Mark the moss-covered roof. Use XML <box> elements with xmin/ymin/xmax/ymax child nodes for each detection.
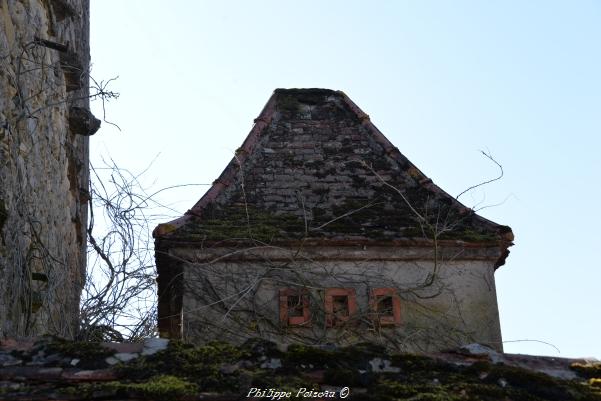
<box><xmin>154</xmin><ymin>89</ymin><xmax>513</xmax><ymax>256</ymax></box>
<box><xmin>1</xmin><ymin>337</ymin><xmax>599</xmax><ymax>400</ymax></box>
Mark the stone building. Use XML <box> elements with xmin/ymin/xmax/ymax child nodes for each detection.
<box><xmin>0</xmin><ymin>0</ymin><xmax>97</xmax><ymax>337</ymax></box>
<box><xmin>154</xmin><ymin>89</ymin><xmax>513</xmax><ymax>352</ymax></box>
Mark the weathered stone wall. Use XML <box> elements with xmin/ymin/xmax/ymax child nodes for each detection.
<box><xmin>0</xmin><ymin>0</ymin><xmax>92</xmax><ymax>337</ymax></box>
<box><xmin>171</xmin><ymin>245</ymin><xmax>503</xmax><ymax>353</ymax></box>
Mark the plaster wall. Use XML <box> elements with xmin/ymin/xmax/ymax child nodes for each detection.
<box><xmin>0</xmin><ymin>0</ymin><xmax>91</xmax><ymax>337</ymax></box>
<box><xmin>171</xmin><ymin>246</ymin><xmax>503</xmax><ymax>352</ymax></box>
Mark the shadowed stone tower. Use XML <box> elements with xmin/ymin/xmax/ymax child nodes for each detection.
<box><xmin>0</xmin><ymin>0</ymin><xmax>97</xmax><ymax>337</ymax></box>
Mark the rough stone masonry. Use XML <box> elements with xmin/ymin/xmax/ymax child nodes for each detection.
<box><xmin>0</xmin><ymin>0</ymin><xmax>96</xmax><ymax>337</ymax></box>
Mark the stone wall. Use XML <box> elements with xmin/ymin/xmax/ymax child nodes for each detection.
<box><xmin>167</xmin><ymin>245</ymin><xmax>503</xmax><ymax>353</ymax></box>
<box><xmin>0</xmin><ymin>0</ymin><xmax>93</xmax><ymax>337</ymax></box>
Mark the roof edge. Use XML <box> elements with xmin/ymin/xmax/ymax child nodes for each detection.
<box><xmin>338</xmin><ymin>91</ymin><xmax>509</xmax><ymax>234</ymax></box>
<box><xmin>153</xmin><ymin>91</ymin><xmax>280</xmax><ymax>239</ymax></box>
<box><xmin>189</xmin><ymin>91</ymin><xmax>280</xmax><ymax>216</ymax></box>
<box><xmin>155</xmin><ymin>237</ymin><xmax>513</xmax><ymax>270</ymax></box>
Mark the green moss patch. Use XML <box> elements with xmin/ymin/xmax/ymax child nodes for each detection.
<box><xmin>116</xmin><ymin>340</ymin><xmax>245</xmax><ymax>392</ymax></box>
<box><xmin>58</xmin><ymin>375</ymin><xmax>196</xmax><ymax>401</ymax></box>
<box><xmin>105</xmin><ymin>375</ymin><xmax>197</xmax><ymax>401</ymax></box>
<box><xmin>4</xmin><ymin>336</ymin><xmax>117</xmax><ymax>369</ymax></box>
<box><xmin>175</xmin><ymin>205</ymin><xmax>304</xmax><ymax>242</ymax></box>
<box><xmin>43</xmin><ymin>337</ymin><xmax>114</xmax><ymax>359</ymax></box>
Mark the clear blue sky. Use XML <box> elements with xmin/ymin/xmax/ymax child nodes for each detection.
<box><xmin>90</xmin><ymin>1</ymin><xmax>601</xmax><ymax>358</ymax></box>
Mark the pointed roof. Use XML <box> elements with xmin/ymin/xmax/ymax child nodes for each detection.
<box><xmin>154</xmin><ymin>89</ymin><xmax>513</xmax><ymax>265</ymax></box>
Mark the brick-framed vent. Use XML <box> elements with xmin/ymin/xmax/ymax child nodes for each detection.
<box><xmin>370</xmin><ymin>288</ymin><xmax>401</xmax><ymax>326</ymax></box>
<box><xmin>325</xmin><ymin>288</ymin><xmax>357</xmax><ymax>327</ymax></box>
<box><xmin>279</xmin><ymin>288</ymin><xmax>311</xmax><ymax>326</ymax></box>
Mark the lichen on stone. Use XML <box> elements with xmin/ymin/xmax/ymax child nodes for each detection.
<box><xmin>571</xmin><ymin>362</ymin><xmax>601</xmax><ymax>379</ymax></box>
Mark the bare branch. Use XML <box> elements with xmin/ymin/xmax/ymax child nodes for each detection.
<box><xmin>455</xmin><ymin>150</ymin><xmax>503</xmax><ymax>201</ymax></box>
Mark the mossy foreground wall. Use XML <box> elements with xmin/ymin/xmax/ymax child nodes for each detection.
<box><xmin>0</xmin><ymin>337</ymin><xmax>600</xmax><ymax>400</ymax></box>
<box><xmin>0</xmin><ymin>0</ymin><xmax>91</xmax><ymax>337</ymax></box>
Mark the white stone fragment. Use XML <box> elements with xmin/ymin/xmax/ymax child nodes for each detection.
<box><xmin>369</xmin><ymin>357</ymin><xmax>401</xmax><ymax>373</ymax></box>
<box><xmin>105</xmin><ymin>357</ymin><xmax>119</xmax><ymax>365</ymax></box>
<box><xmin>142</xmin><ymin>338</ymin><xmax>169</xmax><ymax>355</ymax></box>
<box><xmin>460</xmin><ymin>343</ymin><xmax>503</xmax><ymax>363</ymax></box>
<box><xmin>460</xmin><ymin>343</ymin><xmax>497</xmax><ymax>355</ymax></box>
<box><xmin>260</xmin><ymin>358</ymin><xmax>282</xmax><ymax>369</ymax></box>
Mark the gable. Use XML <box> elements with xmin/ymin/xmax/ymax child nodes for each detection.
<box><xmin>154</xmin><ymin>89</ymin><xmax>513</xmax><ymax>260</ymax></box>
